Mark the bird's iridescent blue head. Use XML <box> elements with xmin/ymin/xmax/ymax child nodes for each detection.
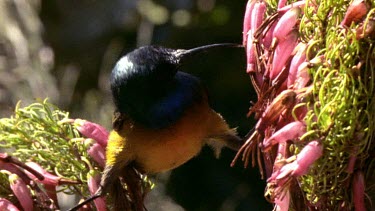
<box><xmin>111</xmin><ymin>46</ymin><xmax>178</xmax><ymax>89</ymax></box>
<box><xmin>110</xmin><ymin>43</ymin><xmax>241</xmax><ymax>128</ymax></box>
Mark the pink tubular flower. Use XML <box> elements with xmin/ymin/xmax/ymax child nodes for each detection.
<box><xmin>251</xmin><ymin>1</ymin><xmax>266</xmax><ymax>35</ymax></box>
<box><xmin>276</xmin><ymin>140</ymin><xmax>323</xmax><ymax>181</ymax></box>
<box><xmin>277</xmin><ymin>1</ymin><xmax>306</xmax><ymax>13</ymax></box>
<box><xmin>24</xmin><ymin>161</ymin><xmax>77</xmax><ymax>204</ymax></box>
<box><xmin>352</xmin><ymin>171</ymin><xmax>366</xmax><ymax>211</ymax></box>
<box><xmin>273</xmin><ymin>7</ymin><xmax>301</xmax><ymax>42</ymax></box>
<box><xmin>243</xmin><ymin>0</ymin><xmax>256</xmax><ymax>46</ymax></box>
<box><xmin>0</xmin><ymin>161</ymin><xmax>28</xmax><ymax>180</ymax></box>
<box><xmin>85</xmin><ymin>139</ymin><xmax>106</xmax><ymax>168</ymax></box>
<box><xmin>270</xmin><ymin>30</ymin><xmax>298</xmax><ymax>80</ymax></box>
<box><xmin>263</xmin><ymin>121</ymin><xmax>306</xmax><ymax>151</ymax></box>
<box><xmin>263</xmin><ymin>21</ymin><xmax>276</xmax><ymax>50</ymax></box>
<box><xmin>25</xmin><ymin>162</ymin><xmax>78</xmax><ymax>186</ymax></box>
<box><xmin>268</xmin><ymin>142</ymin><xmax>289</xmax><ymax>181</ymax></box>
<box><xmin>293</xmin><ymin>62</ymin><xmax>310</xmax><ymax>89</ymax></box>
<box><xmin>246</xmin><ymin>30</ymin><xmax>256</xmax><ymax>73</ymax></box>
<box><xmin>274</xmin><ymin>190</ymin><xmax>290</xmax><ymax>211</ymax></box>
<box><xmin>25</xmin><ymin>162</ymin><xmax>59</xmax><ymax>186</ymax></box>
<box><xmin>346</xmin><ymin>146</ymin><xmax>360</xmax><ymax>173</ymax></box>
<box><xmin>87</xmin><ymin>170</ymin><xmax>106</xmax><ymax>211</ymax></box>
<box><xmin>9</xmin><ymin>174</ymin><xmax>33</xmax><ymax>211</ymax></box>
<box><xmin>75</xmin><ymin>119</ymin><xmax>109</xmax><ymax>148</ymax></box>
<box><xmin>0</xmin><ymin>161</ymin><xmax>38</xmax><ymax>198</ymax></box>
<box><xmin>0</xmin><ymin>153</ymin><xmax>43</xmax><ymax>182</ymax></box>
<box><xmin>341</xmin><ymin>0</ymin><xmax>369</xmax><ymax>27</ymax></box>
<box><xmin>0</xmin><ymin>198</ymin><xmax>20</xmax><ymax>211</ymax></box>
<box><xmin>287</xmin><ymin>43</ymin><xmax>307</xmax><ymax>88</ymax></box>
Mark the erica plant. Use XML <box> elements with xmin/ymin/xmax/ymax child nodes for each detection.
<box><xmin>233</xmin><ymin>0</ymin><xmax>375</xmax><ymax>210</ymax></box>
<box><xmin>0</xmin><ymin>1</ymin><xmax>374</xmax><ymax>210</ymax></box>
<box><xmin>0</xmin><ymin>100</ymin><xmax>152</xmax><ymax>210</ymax></box>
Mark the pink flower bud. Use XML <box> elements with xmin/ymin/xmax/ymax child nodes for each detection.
<box><xmin>263</xmin><ymin>121</ymin><xmax>306</xmax><ymax>151</ymax></box>
<box><xmin>276</xmin><ymin>140</ymin><xmax>323</xmax><ymax>180</ymax></box>
<box><xmin>274</xmin><ymin>190</ymin><xmax>290</xmax><ymax>211</ymax></box>
<box><xmin>25</xmin><ymin>162</ymin><xmax>59</xmax><ymax>186</ymax></box>
<box><xmin>87</xmin><ymin>170</ymin><xmax>106</xmax><ymax>211</ymax></box>
<box><xmin>75</xmin><ymin>119</ymin><xmax>109</xmax><ymax>148</ymax></box>
<box><xmin>251</xmin><ymin>2</ymin><xmax>266</xmax><ymax>35</ymax></box>
<box><xmin>270</xmin><ymin>30</ymin><xmax>298</xmax><ymax>80</ymax></box>
<box><xmin>293</xmin><ymin>63</ymin><xmax>310</xmax><ymax>89</ymax></box>
<box><xmin>0</xmin><ymin>198</ymin><xmax>20</xmax><ymax>211</ymax></box>
<box><xmin>273</xmin><ymin>7</ymin><xmax>301</xmax><ymax>42</ymax></box>
<box><xmin>346</xmin><ymin>147</ymin><xmax>359</xmax><ymax>173</ymax></box>
<box><xmin>263</xmin><ymin>21</ymin><xmax>276</xmax><ymax>50</ymax></box>
<box><xmin>25</xmin><ymin>162</ymin><xmax>79</xmax><ymax>186</ymax></box>
<box><xmin>246</xmin><ymin>30</ymin><xmax>256</xmax><ymax>74</ymax></box>
<box><xmin>85</xmin><ymin>139</ymin><xmax>106</xmax><ymax>168</ymax></box>
<box><xmin>0</xmin><ymin>153</ymin><xmax>43</xmax><ymax>182</ymax></box>
<box><xmin>287</xmin><ymin>43</ymin><xmax>307</xmax><ymax>88</ymax></box>
<box><xmin>352</xmin><ymin>171</ymin><xmax>366</xmax><ymax>211</ymax></box>
<box><xmin>277</xmin><ymin>1</ymin><xmax>306</xmax><ymax>13</ymax></box>
<box><xmin>0</xmin><ymin>162</ymin><xmax>35</xmax><ymax>187</ymax></box>
<box><xmin>291</xmin><ymin>140</ymin><xmax>323</xmax><ymax>177</ymax></box>
<box><xmin>9</xmin><ymin>174</ymin><xmax>34</xmax><ymax>211</ymax></box>
<box><xmin>243</xmin><ymin>0</ymin><xmax>256</xmax><ymax>46</ymax></box>
<box><xmin>341</xmin><ymin>0</ymin><xmax>369</xmax><ymax>27</ymax></box>
<box><xmin>267</xmin><ymin>142</ymin><xmax>289</xmax><ymax>182</ymax></box>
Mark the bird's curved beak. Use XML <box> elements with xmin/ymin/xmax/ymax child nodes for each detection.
<box><xmin>175</xmin><ymin>43</ymin><xmax>243</xmax><ymax>63</ymax></box>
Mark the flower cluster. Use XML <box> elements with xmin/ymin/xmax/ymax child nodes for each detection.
<box><xmin>234</xmin><ymin>0</ymin><xmax>375</xmax><ymax>210</ymax></box>
<box><xmin>0</xmin><ymin>100</ymin><xmax>108</xmax><ymax>210</ymax></box>
<box><xmin>0</xmin><ymin>100</ymin><xmax>111</xmax><ymax>210</ymax></box>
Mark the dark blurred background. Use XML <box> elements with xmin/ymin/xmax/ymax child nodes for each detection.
<box><xmin>0</xmin><ymin>0</ymin><xmax>271</xmax><ymax>210</ymax></box>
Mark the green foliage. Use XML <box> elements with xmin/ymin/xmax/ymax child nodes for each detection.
<box><xmin>296</xmin><ymin>0</ymin><xmax>375</xmax><ymax>209</ymax></box>
<box><xmin>0</xmin><ymin>99</ymin><xmax>155</xmax><ymax>210</ymax></box>
<box><xmin>0</xmin><ymin>99</ymin><xmax>91</xmax><ymax>195</ymax></box>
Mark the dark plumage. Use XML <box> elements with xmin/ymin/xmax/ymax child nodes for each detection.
<box><xmin>111</xmin><ymin>46</ymin><xmax>205</xmax><ymax>128</ymax></box>
<box><xmin>69</xmin><ymin>43</ymin><xmax>243</xmax><ymax>211</ymax></box>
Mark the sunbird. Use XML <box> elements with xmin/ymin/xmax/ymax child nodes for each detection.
<box><xmin>70</xmin><ymin>43</ymin><xmax>243</xmax><ymax>211</ymax></box>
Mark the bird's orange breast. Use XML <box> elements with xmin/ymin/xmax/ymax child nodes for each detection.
<box><xmin>106</xmin><ymin>99</ymin><xmax>221</xmax><ymax>174</ymax></box>
<box><xmin>130</xmin><ymin>100</ymin><xmax>212</xmax><ymax>173</ymax></box>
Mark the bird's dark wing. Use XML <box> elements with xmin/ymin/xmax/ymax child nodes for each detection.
<box><xmin>133</xmin><ymin>71</ymin><xmax>206</xmax><ymax>129</ymax></box>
